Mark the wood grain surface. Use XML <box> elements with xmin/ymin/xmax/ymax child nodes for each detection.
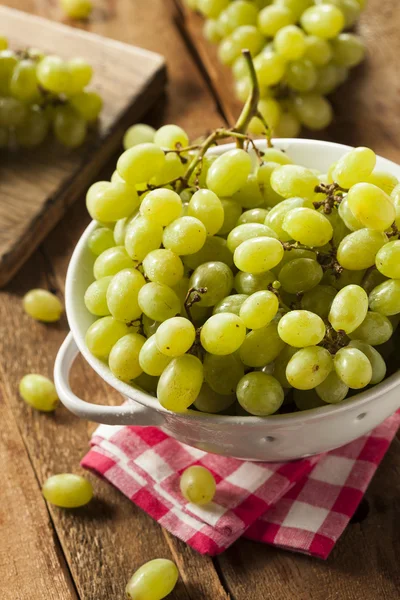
<box><xmin>0</xmin><ymin>0</ymin><xmax>400</xmax><ymax>599</ymax></box>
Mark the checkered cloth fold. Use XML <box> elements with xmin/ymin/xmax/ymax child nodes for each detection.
<box><xmin>81</xmin><ymin>410</ymin><xmax>400</xmax><ymax>559</ymax></box>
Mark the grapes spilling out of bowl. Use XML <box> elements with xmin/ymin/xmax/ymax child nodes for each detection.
<box><xmin>185</xmin><ymin>0</ymin><xmax>366</xmax><ymax>137</ymax></box>
<box><xmin>0</xmin><ymin>35</ymin><xmax>102</xmax><ymax>149</ymax></box>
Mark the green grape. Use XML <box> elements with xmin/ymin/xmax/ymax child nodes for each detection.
<box><xmin>234</xmin><ymin>270</ymin><xmax>275</xmax><ymax>294</ymax></box>
<box><xmin>86</xmin><ymin>180</ymin><xmax>139</xmax><ymax>222</ymax></box>
<box><xmin>203</xmin><ymin>352</ymin><xmax>244</xmax><ymax>395</ymax></box>
<box><xmin>270</xmin><ymin>165</ymin><xmax>319</xmax><ymax>200</ymax></box>
<box><xmin>198</xmin><ymin>0</ymin><xmax>229</xmax><ymax>17</ymax></box>
<box><xmin>42</xmin><ymin>474</ymin><xmax>93</xmax><ymax>508</ymax></box>
<box><xmin>236</xmin><ymin>372</ymin><xmax>284</xmax><ymax>416</ymax></box>
<box><xmin>349</xmin><ymin>311</ymin><xmax>393</xmax><ymax>346</ymax></box>
<box><xmin>366</xmin><ymin>170</ymin><xmax>398</xmax><ymax>196</ymax></box>
<box><xmin>278</xmin><ymin>310</ymin><xmax>326</xmax><ymax>347</ymax></box>
<box><xmin>66</xmin><ymin>57</ymin><xmax>93</xmax><ymax>94</ymax></box>
<box><xmin>218</xmin><ymin>36</ymin><xmax>241</xmax><ymax>66</ymax></box>
<box><xmin>138</xmin><ymin>282</ymin><xmax>180</xmax><ymax>322</ymax></box>
<box><xmin>163</xmin><ymin>216</ymin><xmax>206</xmax><ymax>255</ymax></box>
<box><xmin>337</xmin><ymin>229</ymin><xmax>388</xmax><ymax>270</ymax></box>
<box><xmin>157</xmin><ymin>354</ymin><xmax>203</xmax><ymax>412</ymax></box>
<box><xmin>331</xmin><ymin>33</ymin><xmax>366</xmax><ymax>68</ymax></box>
<box><xmin>274</xmin><ymin>25</ymin><xmax>306</xmax><ymax>61</ymax></box>
<box><xmin>85</xmin><ymin>316</ymin><xmax>129</xmax><ymax>359</ymax></box>
<box><xmin>249</xmin><ymin>98</ymin><xmax>282</xmax><ymax>134</ymax></box>
<box><xmin>231</xmin><ymin>173</ymin><xmax>264</xmax><ymax>209</ymax></box>
<box><xmin>112</xmin><ymin>215</ymin><xmax>137</xmax><ymax>246</ymax></box>
<box><xmin>313</xmin><ymin>63</ymin><xmax>341</xmax><ymax>95</ymax></box>
<box><xmin>292</xmin><ymin>94</ymin><xmax>333</xmax><ymax>130</ymax></box>
<box><xmin>204</xmin><ymin>18</ymin><xmax>223</xmax><ymax>43</ymax></box>
<box><xmin>190</xmin><ymin>261</ymin><xmax>234</xmax><ymax>307</ymax></box>
<box><xmin>274</xmin><ymin>248</ymin><xmax>317</xmax><ymax>274</ymax></box>
<box><xmin>329</xmin><ymin>284</ymin><xmax>368</xmax><ymax>333</ymax></box>
<box><xmin>283</xmin><ymin>207</ymin><xmax>333</xmax><ymax>247</ymax></box>
<box><xmin>94</xmin><ymin>246</ymin><xmax>134</xmax><ymax>279</ymax></box>
<box><xmin>194</xmin><ymin>383</ymin><xmax>235</xmax><ymax>413</ymax></box>
<box><xmin>258</xmin><ymin>5</ymin><xmax>295</xmax><ymax>36</ymax></box>
<box><xmin>218</xmin><ymin>199</ymin><xmax>242</xmax><ymax>235</ymax></box>
<box><xmin>15</xmin><ymin>106</ymin><xmax>49</xmax><ymax>147</ymax></box>
<box><xmin>139</xmin><ymin>335</ymin><xmax>171</xmax><ymax>376</ymax></box>
<box><xmin>222</xmin><ymin>0</ymin><xmax>259</xmax><ymax>32</ymax></box>
<box><xmin>10</xmin><ymin>58</ymin><xmax>38</xmax><ymax>101</ymax></box>
<box><xmin>348</xmin><ymin>340</ymin><xmax>386</xmax><ymax>385</ymax></box>
<box><xmin>265</xmin><ymin>197</ymin><xmax>313</xmax><ymax>241</ymax></box>
<box><xmin>334</xmin><ymin>346</ymin><xmax>372</xmax><ymax>388</ymax></box>
<box><xmin>286</xmin><ymin>346</ymin><xmax>333</xmax><ymax>389</ymax></box>
<box><xmin>70</xmin><ymin>91</ymin><xmax>102</xmax><ymax>122</ymax></box>
<box><xmin>347</xmin><ymin>183</ymin><xmax>395</xmax><ymax>232</ymax></box>
<box><xmin>183</xmin><ymin>236</ymin><xmax>233</xmax><ymax>270</ymax></box>
<box><xmin>332</xmin><ymin>147</ymin><xmax>376</xmax><ymax>189</ymax></box>
<box><xmin>237</xmin><ymin>208</ymin><xmax>269</xmax><ymax>225</ymax></box>
<box><xmin>375</xmin><ymin>241</ymin><xmax>400</xmax><ymax>279</ymax></box>
<box><xmin>154</xmin><ymin>124</ymin><xmax>189</xmax><ymax>150</ymax></box>
<box><xmin>300</xmin><ymin>5</ymin><xmax>345</xmax><ymax>39</ymax></box>
<box><xmin>60</xmin><ymin>0</ymin><xmax>93</xmax><ymax>19</ymax></box>
<box><xmin>106</xmin><ymin>268</ymin><xmax>145</xmax><ymax>322</ymax></box>
<box><xmin>126</xmin><ymin>559</ymin><xmax>178</xmax><ymax>600</ymax></box>
<box><xmin>0</xmin><ymin>96</ymin><xmax>26</xmax><ymax>127</ymax></box>
<box><xmin>369</xmin><ymin>279</ymin><xmax>400</xmax><ymax>316</ymax></box>
<box><xmin>315</xmin><ymin>371</ymin><xmax>348</xmax><ymax>404</ymax></box>
<box><xmin>263</xmin><ymin>148</ymin><xmax>293</xmax><ymax>165</ymax></box>
<box><xmin>338</xmin><ymin>196</ymin><xmax>364</xmax><ymax>231</ymax></box>
<box><xmin>19</xmin><ymin>374</ymin><xmax>59</xmax><ymax>412</ymax></box>
<box><xmin>188</xmin><ymin>189</ymin><xmax>224</xmax><ymax>235</ymax></box>
<box><xmin>253</xmin><ymin>51</ymin><xmax>286</xmax><ymax>87</ymax></box>
<box><xmin>286</xmin><ymin>58</ymin><xmax>318</xmax><ymax>92</ymax></box>
<box><xmin>206</xmin><ymin>149</ymin><xmax>252</xmax><ymax>197</ymax></box>
<box><xmin>142</xmin><ymin>314</ymin><xmax>161</xmax><ymax>339</ymax></box>
<box><xmin>227</xmin><ymin>223</ymin><xmax>278</xmax><ymax>253</ymax></box>
<box><xmin>239</xmin><ymin>290</ymin><xmax>279</xmax><ymax>329</ymax></box>
<box><xmin>155</xmin><ymin>317</ymin><xmax>195</xmax><ymax>357</ymax></box>
<box><xmin>142</xmin><ymin>249</ymin><xmax>183</xmax><ymax>288</ymax></box>
<box><xmin>234</xmin><ymin>237</ymin><xmax>284</xmax><ymax>274</ymax></box>
<box><xmin>361</xmin><ymin>268</ymin><xmax>387</xmax><ymax>295</ymax></box>
<box><xmin>117</xmin><ymin>143</ymin><xmax>166</xmax><ymax>185</ymax></box>
<box><xmin>274</xmin><ymin>110</ymin><xmax>302</xmax><ymax>138</ymax></box>
<box><xmin>200</xmin><ymin>313</ymin><xmax>246</xmax><ymax>355</ymax></box>
<box><xmin>23</xmin><ymin>289</ymin><xmax>63</xmax><ymax>322</ymax></box>
<box><xmin>316</xmin><ymin>0</ymin><xmax>361</xmax><ymax>27</ymax></box>
<box><xmin>326</xmin><ymin>268</ymin><xmax>366</xmax><ymax>291</ymax></box>
<box><xmin>0</xmin><ymin>36</ymin><xmax>8</xmax><ymax>50</ymax></box>
<box><xmin>213</xmin><ymin>294</ymin><xmax>249</xmax><ymax>316</ymax></box>
<box><xmin>0</xmin><ymin>49</ymin><xmax>17</xmax><ymax>95</ymax></box>
<box><xmin>240</xmin><ymin>321</ymin><xmax>285</xmax><ymax>367</ymax></box>
<box><xmin>303</xmin><ymin>35</ymin><xmax>333</xmax><ymax>66</ymax></box>
<box><xmin>84</xmin><ymin>276</ymin><xmax>112</xmax><ymax>316</ymax></box>
<box><xmin>279</xmin><ymin>258</ymin><xmax>323</xmax><ymax>294</ymax></box>
<box><xmin>180</xmin><ymin>465</ymin><xmax>216</xmax><ymax>505</ymax></box>
<box><xmin>109</xmin><ymin>333</ymin><xmax>145</xmax><ymax>381</ymax></box>
<box><xmin>256</xmin><ymin>162</ymin><xmax>283</xmax><ymax>208</ymax></box>
<box><xmin>301</xmin><ymin>284</ymin><xmax>337</xmax><ymax>318</ymax></box>
<box><xmin>234</xmin><ymin>78</ymin><xmax>253</xmax><ymax>103</ymax></box>
<box><xmin>123</xmin><ymin>123</ymin><xmax>155</xmax><ymax>149</ymax></box>
<box><xmin>53</xmin><ymin>106</ymin><xmax>86</xmax><ymax>147</ymax></box>
<box><xmin>274</xmin><ymin>0</ymin><xmax>313</xmax><ymax>19</ymax></box>
<box><xmin>231</xmin><ymin>25</ymin><xmax>265</xmax><ymax>57</ymax></box>
<box><xmin>140</xmin><ymin>188</ymin><xmax>182</xmax><ymax>226</ymax></box>
<box><xmin>273</xmin><ymin>345</ymin><xmax>298</xmax><ymax>388</ymax></box>
<box><xmin>294</xmin><ymin>389</ymin><xmax>326</xmax><ymax>410</ymax></box>
<box><xmin>124</xmin><ymin>217</ymin><xmax>163</xmax><ymax>262</ymax></box>
<box><xmin>232</xmin><ymin>54</ymin><xmax>248</xmax><ymax>80</ymax></box>
<box><xmin>37</xmin><ymin>55</ymin><xmax>71</xmax><ymax>93</ymax></box>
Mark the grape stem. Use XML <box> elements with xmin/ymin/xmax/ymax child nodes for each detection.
<box><xmin>313</xmin><ymin>182</ymin><xmax>345</xmax><ymax>213</ymax></box>
<box><xmin>184</xmin><ymin>287</ymin><xmax>207</xmax><ymax>322</ymax></box>
<box><xmin>233</xmin><ymin>50</ymin><xmax>261</xmax><ymax>146</ymax></box>
<box><xmin>320</xmin><ymin>326</ymin><xmax>348</xmax><ymax>354</ymax></box>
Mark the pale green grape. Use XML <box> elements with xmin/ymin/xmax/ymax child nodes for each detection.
<box><xmin>84</xmin><ymin>276</ymin><xmax>112</xmax><ymax>316</ymax></box>
<box><xmin>257</xmin><ymin>162</ymin><xmax>284</xmax><ymax>208</ymax></box>
<box><xmin>348</xmin><ymin>340</ymin><xmax>386</xmax><ymax>385</ymax></box>
<box><xmin>70</xmin><ymin>91</ymin><xmax>102</xmax><ymax>122</ymax></box>
<box><xmin>366</xmin><ymin>171</ymin><xmax>398</xmax><ymax>196</ymax></box>
<box><xmin>123</xmin><ymin>123</ymin><xmax>155</xmax><ymax>149</ymax></box>
<box><xmin>292</xmin><ymin>94</ymin><xmax>333</xmax><ymax>130</ymax></box>
<box><xmin>265</xmin><ymin>197</ymin><xmax>313</xmax><ymax>241</ymax></box>
<box><xmin>274</xmin><ymin>111</ymin><xmax>302</xmax><ymax>138</ymax></box>
<box><xmin>155</xmin><ymin>317</ymin><xmax>195</xmax><ymax>357</ymax></box>
<box><xmin>0</xmin><ymin>50</ymin><xmax>17</xmax><ymax>95</ymax></box>
<box><xmin>113</xmin><ymin>214</ymin><xmax>137</xmax><ymax>246</ymax></box>
<box><xmin>139</xmin><ymin>335</ymin><xmax>172</xmax><ymax>376</ymax></box>
<box><xmin>157</xmin><ymin>354</ymin><xmax>203</xmax><ymax>412</ymax></box>
<box><xmin>286</xmin><ymin>346</ymin><xmax>333</xmax><ymax>389</ymax></box>
<box><xmin>369</xmin><ymin>279</ymin><xmax>400</xmax><ymax>316</ymax></box>
<box><xmin>361</xmin><ymin>268</ymin><xmax>387</xmax><ymax>295</ymax></box>
<box><xmin>138</xmin><ymin>282</ymin><xmax>180</xmax><ymax>322</ymax></box>
<box><xmin>263</xmin><ymin>148</ymin><xmax>294</xmax><ymax>165</ymax></box>
<box><xmin>274</xmin><ymin>0</ymin><xmax>313</xmax><ymax>19</ymax></box>
<box><xmin>188</xmin><ymin>189</ymin><xmax>224</xmax><ymax>235</ymax></box>
<box><xmin>253</xmin><ymin>51</ymin><xmax>286</xmax><ymax>87</ymax></box>
<box><xmin>163</xmin><ymin>216</ymin><xmax>207</xmax><ymax>255</ymax></box>
<box><xmin>235</xmin><ymin>78</ymin><xmax>253</xmax><ymax>104</ymax></box>
<box><xmin>347</xmin><ymin>183</ymin><xmax>395</xmax><ymax>232</ymax></box>
<box><xmin>117</xmin><ymin>143</ymin><xmax>166</xmax><ymax>185</ymax></box>
<box><xmin>236</xmin><ymin>372</ymin><xmax>284</xmax><ymax>416</ymax></box>
<box><xmin>324</xmin><ymin>207</ymin><xmax>350</xmax><ymax>246</ymax></box>
<box><xmin>23</xmin><ymin>289</ymin><xmax>63</xmax><ymax>322</ymax></box>
<box><xmin>200</xmin><ymin>313</ymin><xmax>246</xmax><ymax>355</ymax></box>
<box><xmin>375</xmin><ymin>241</ymin><xmax>400</xmax><ymax>279</ymax></box>
<box><xmin>42</xmin><ymin>474</ymin><xmax>93</xmax><ymax>508</ymax></box>
<box><xmin>66</xmin><ymin>57</ymin><xmax>92</xmax><ymax>94</ymax></box>
<box><xmin>218</xmin><ymin>199</ymin><xmax>243</xmax><ymax>235</ymax></box>
<box><xmin>53</xmin><ymin>106</ymin><xmax>86</xmax><ymax>147</ymax></box>
<box><xmin>270</xmin><ymin>165</ymin><xmax>319</xmax><ymax>200</ymax></box>
<box><xmin>234</xmin><ymin>236</ymin><xmax>284</xmax><ymax>273</ymax></box>
<box><xmin>213</xmin><ymin>294</ymin><xmax>249</xmax><ymax>316</ymax></box>
<box><xmin>194</xmin><ymin>383</ymin><xmax>235</xmax><ymax>413</ymax></box>
<box><xmin>37</xmin><ymin>55</ymin><xmax>71</xmax><ymax>93</ymax></box>
<box><xmin>124</xmin><ymin>217</ymin><xmax>163</xmax><ymax>262</ymax></box>
<box><xmin>0</xmin><ymin>36</ymin><xmax>8</xmax><ymax>51</ymax></box>
<box><xmin>316</xmin><ymin>0</ymin><xmax>361</xmax><ymax>27</ymax></box>
<box><xmin>19</xmin><ymin>374</ymin><xmax>59</xmax><ymax>412</ymax></box>
<box><xmin>258</xmin><ymin>5</ymin><xmax>295</xmax><ymax>36</ymax></box>
<box><xmin>337</xmin><ymin>229</ymin><xmax>388</xmax><ymax>270</ymax></box>
<box><xmin>303</xmin><ymin>35</ymin><xmax>333</xmax><ymax>66</ymax></box>
<box><xmin>282</xmin><ymin>207</ymin><xmax>333</xmax><ymax>246</ymax></box>
<box><xmin>142</xmin><ymin>315</ymin><xmax>162</xmax><ymax>338</ymax></box>
<box><xmin>106</xmin><ymin>268</ymin><xmax>145</xmax><ymax>322</ymax></box>
<box><xmin>85</xmin><ymin>316</ymin><xmax>129</xmax><ymax>359</ymax></box>
<box><xmin>234</xmin><ymin>271</ymin><xmax>275</xmax><ymax>294</ymax></box>
<box><xmin>332</xmin><ymin>147</ymin><xmax>376</xmax><ymax>188</ymax></box>
<box><xmin>300</xmin><ymin>5</ymin><xmax>345</xmax><ymax>39</ymax></box>
<box><xmin>338</xmin><ymin>196</ymin><xmax>364</xmax><ymax>231</ymax></box>
<box><xmin>15</xmin><ymin>106</ymin><xmax>49</xmax><ymax>147</ymax></box>
<box><xmin>154</xmin><ymin>124</ymin><xmax>189</xmax><ymax>150</ymax></box>
<box><xmin>278</xmin><ymin>310</ymin><xmax>326</xmax><ymax>347</ymax></box>
<box><xmin>329</xmin><ymin>284</ymin><xmax>368</xmax><ymax>333</ymax></box>
<box><xmin>232</xmin><ymin>174</ymin><xmax>264</xmax><ymax>209</ymax></box>
<box><xmin>10</xmin><ymin>59</ymin><xmax>38</xmax><ymax>101</ymax></box>
<box><xmin>294</xmin><ymin>389</ymin><xmax>326</xmax><ymax>410</ymax></box>
<box><xmin>313</xmin><ymin>63</ymin><xmax>341</xmax><ymax>95</ymax></box>
<box><xmin>0</xmin><ymin>97</ymin><xmax>27</xmax><ymax>127</ymax></box>
<box><xmin>331</xmin><ymin>33</ymin><xmax>365</xmax><ymax>68</ymax></box>
<box><xmin>227</xmin><ymin>223</ymin><xmax>278</xmax><ymax>253</ymax></box>
<box><xmin>218</xmin><ymin>37</ymin><xmax>241</xmax><ymax>66</ymax></box>
<box><xmin>219</xmin><ymin>0</ymin><xmax>258</xmax><ymax>34</ymax></box>
<box><xmin>126</xmin><ymin>559</ymin><xmax>178</xmax><ymax>600</ymax></box>
<box><xmin>274</xmin><ymin>25</ymin><xmax>306</xmax><ymax>60</ymax></box>
<box><xmin>140</xmin><ymin>188</ymin><xmax>182</xmax><ymax>226</ymax></box>
<box><xmin>249</xmin><ymin>98</ymin><xmax>282</xmax><ymax>134</ymax></box>
<box><xmin>183</xmin><ymin>236</ymin><xmax>233</xmax><ymax>270</ymax></box>
<box><xmin>239</xmin><ymin>290</ymin><xmax>279</xmax><ymax>329</ymax></box>
<box><xmin>180</xmin><ymin>466</ymin><xmax>216</xmax><ymax>505</ymax></box>
<box><xmin>143</xmin><ymin>249</ymin><xmax>184</xmax><ymax>287</ymax></box>
<box><xmin>204</xmin><ymin>352</ymin><xmax>244</xmax><ymax>395</ymax></box>
<box><xmin>349</xmin><ymin>311</ymin><xmax>393</xmax><ymax>346</ymax></box>
<box><xmin>86</xmin><ymin>180</ymin><xmax>139</xmax><ymax>222</ymax></box>
<box><xmin>198</xmin><ymin>0</ymin><xmax>229</xmax><ymax>18</ymax></box>
<box><xmin>60</xmin><ymin>0</ymin><xmax>93</xmax><ymax>18</ymax></box>
<box><xmin>206</xmin><ymin>149</ymin><xmax>252</xmax><ymax>197</ymax></box>
<box><xmin>237</xmin><ymin>208</ymin><xmax>269</xmax><ymax>225</ymax></box>
<box><xmin>279</xmin><ymin>258</ymin><xmax>323</xmax><ymax>294</ymax></box>
<box><xmin>286</xmin><ymin>58</ymin><xmax>318</xmax><ymax>92</ymax></box>
<box><xmin>151</xmin><ymin>153</ymin><xmax>185</xmax><ymax>187</ymax></box>
<box><xmin>273</xmin><ymin>345</ymin><xmax>298</xmax><ymax>388</ymax></box>
<box><xmin>109</xmin><ymin>332</ymin><xmax>145</xmax><ymax>381</ymax></box>
<box><xmin>239</xmin><ymin>321</ymin><xmax>285</xmax><ymax>367</ymax></box>
<box><xmin>204</xmin><ymin>18</ymin><xmax>223</xmax><ymax>43</ymax></box>
<box><xmin>274</xmin><ymin>247</ymin><xmax>317</xmax><ymax>274</ymax></box>
<box><xmin>301</xmin><ymin>284</ymin><xmax>337</xmax><ymax>318</ymax></box>
<box><xmin>94</xmin><ymin>246</ymin><xmax>134</xmax><ymax>279</ymax></box>
<box><xmin>231</xmin><ymin>25</ymin><xmax>265</xmax><ymax>57</ymax></box>
<box><xmin>315</xmin><ymin>371</ymin><xmax>349</xmax><ymax>404</ymax></box>
<box><xmin>334</xmin><ymin>346</ymin><xmax>372</xmax><ymax>388</ymax></box>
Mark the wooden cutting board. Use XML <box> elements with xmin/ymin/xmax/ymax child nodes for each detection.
<box><xmin>0</xmin><ymin>6</ymin><xmax>166</xmax><ymax>287</ymax></box>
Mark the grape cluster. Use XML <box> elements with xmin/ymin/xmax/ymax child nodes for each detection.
<box><xmin>82</xmin><ymin>114</ymin><xmax>400</xmax><ymax>417</ymax></box>
<box><xmin>187</xmin><ymin>0</ymin><xmax>366</xmax><ymax>136</ymax></box>
<box><xmin>0</xmin><ymin>36</ymin><xmax>102</xmax><ymax>149</ymax></box>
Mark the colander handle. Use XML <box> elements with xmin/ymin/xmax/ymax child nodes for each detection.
<box><xmin>54</xmin><ymin>332</ymin><xmax>163</xmax><ymax>426</ymax></box>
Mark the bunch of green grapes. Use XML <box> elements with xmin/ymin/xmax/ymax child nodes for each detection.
<box><xmin>0</xmin><ymin>35</ymin><xmax>102</xmax><ymax>149</ymax></box>
<box><xmin>185</xmin><ymin>0</ymin><xmax>366</xmax><ymax>137</ymax></box>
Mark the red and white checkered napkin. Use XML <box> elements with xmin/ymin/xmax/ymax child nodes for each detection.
<box><xmin>81</xmin><ymin>410</ymin><xmax>400</xmax><ymax>559</ymax></box>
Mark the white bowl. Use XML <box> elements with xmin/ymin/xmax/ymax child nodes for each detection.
<box><xmin>55</xmin><ymin>138</ymin><xmax>400</xmax><ymax>461</ymax></box>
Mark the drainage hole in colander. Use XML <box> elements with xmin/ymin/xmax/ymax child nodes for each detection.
<box><xmin>356</xmin><ymin>412</ymin><xmax>367</xmax><ymax>421</ymax></box>
<box><xmin>264</xmin><ymin>436</ymin><xmax>276</xmax><ymax>442</ymax></box>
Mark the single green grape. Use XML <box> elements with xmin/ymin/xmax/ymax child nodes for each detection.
<box><xmin>220</xmin><ymin>0</ymin><xmax>258</xmax><ymax>34</ymax></box>
<box><xmin>138</xmin><ymin>282</ymin><xmax>181</xmax><ymax>322</ymax></box>
<box><xmin>143</xmin><ymin>249</ymin><xmax>184</xmax><ymax>288</ymax></box>
<box><xmin>218</xmin><ymin>36</ymin><xmax>241</xmax><ymax>66</ymax></box>
<box><xmin>270</xmin><ymin>165</ymin><xmax>319</xmax><ymax>200</ymax></box>
<box><xmin>86</xmin><ymin>180</ymin><xmax>139</xmax><ymax>222</ymax></box>
<box><xmin>163</xmin><ymin>216</ymin><xmax>207</xmax><ymax>255</ymax></box>
<box><xmin>0</xmin><ymin>96</ymin><xmax>27</xmax><ymax>127</ymax></box>
<box><xmin>303</xmin><ymin>35</ymin><xmax>333</xmax><ymax>66</ymax></box>
<box><xmin>313</xmin><ymin>63</ymin><xmax>342</xmax><ymax>95</ymax></box>
<box><xmin>375</xmin><ymin>240</ymin><xmax>400</xmax><ymax>279</ymax></box>
<box><xmin>316</xmin><ymin>371</ymin><xmax>349</xmax><ymax>404</ymax></box>
<box><xmin>300</xmin><ymin>4</ymin><xmax>345</xmax><ymax>39</ymax></box>
<box><xmin>234</xmin><ymin>271</ymin><xmax>275</xmax><ymax>295</ymax></box>
<box><xmin>316</xmin><ymin>0</ymin><xmax>361</xmax><ymax>28</ymax></box>
<box><xmin>203</xmin><ymin>352</ymin><xmax>244</xmax><ymax>395</ymax></box>
<box><xmin>239</xmin><ymin>290</ymin><xmax>279</xmax><ymax>329</ymax></box>
<box><xmin>189</xmin><ymin>261</ymin><xmax>234</xmax><ymax>307</ymax></box>
<box><xmin>286</xmin><ymin>346</ymin><xmax>333</xmax><ymax>389</ymax></box>
<box><xmin>117</xmin><ymin>143</ymin><xmax>166</xmax><ymax>185</ymax></box>
<box><xmin>348</xmin><ymin>340</ymin><xmax>386</xmax><ymax>385</ymax></box>
<box><xmin>124</xmin><ymin>217</ymin><xmax>163</xmax><ymax>262</ymax></box>
<box><xmin>157</xmin><ymin>354</ymin><xmax>203</xmax><ymax>412</ymax></box>
<box><xmin>274</xmin><ymin>25</ymin><xmax>306</xmax><ymax>61</ymax></box>
<box><xmin>0</xmin><ymin>50</ymin><xmax>18</xmax><ymax>96</ymax></box>
<box><xmin>237</xmin><ymin>208</ymin><xmax>269</xmax><ymax>226</ymax></box>
<box><xmin>85</xmin><ymin>316</ymin><xmax>129</xmax><ymax>359</ymax></box>
<box><xmin>126</xmin><ymin>559</ymin><xmax>179</xmax><ymax>600</ymax></box>
<box><xmin>23</xmin><ymin>289</ymin><xmax>63</xmax><ymax>322</ymax></box>
<box><xmin>273</xmin><ymin>345</ymin><xmax>298</xmax><ymax>388</ymax></box>
<box><xmin>274</xmin><ymin>111</ymin><xmax>302</xmax><ymax>138</ymax></box>
<box><xmin>331</xmin><ymin>33</ymin><xmax>366</xmax><ymax>68</ymax></box>
<box><xmin>328</xmin><ymin>284</ymin><xmax>368</xmax><ymax>333</ymax></box>
<box><xmin>274</xmin><ymin>0</ymin><xmax>313</xmax><ymax>20</ymax></box>
<box><xmin>60</xmin><ymin>0</ymin><xmax>93</xmax><ymax>19</ymax></box>
<box><xmin>227</xmin><ymin>223</ymin><xmax>278</xmax><ymax>253</ymax></box>
<box><xmin>194</xmin><ymin>383</ymin><xmax>235</xmax><ymax>413</ymax></box>
<box><xmin>106</xmin><ymin>268</ymin><xmax>145</xmax><ymax>322</ymax></box>
<box><xmin>368</xmin><ymin>279</ymin><xmax>400</xmax><ymax>316</ymax></box>
<box><xmin>265</xmin><ymin>197</ymin><xmax>313</xmax><ymax>241</ymax></box>
<box><xmin>258</xmin><ymin>5</ymin><xmax>295</xmax><ymax>36</ymax></box>
<box><xmin>278</xmin><ymin>310</ymin><xmax>326</xmax><ymax>347</ymax></box>
<box><xmin>253</xmin><ymin>51</ymin><xmax>286</xmax><ymax>87</ymax></box>
<box><xmin>84</xmin><ymin>276</ymin><xmax>112</xmax><ymax>316</ymax></box>
<box><xmin>234</xmin><ymin>236</ymin><xmax>284</xmax><ymax>274</ymax></box>
<box><xmin>180</xmin><ymin>466</ymin><xmax>216</xmax><ymax>504</ymax></box>
<box><xmin>155</xmin><ymin>317</ymin><xmax>196</xmax><ymax>357</ymax></box>
<box><xmin>139</xmin><ymin>335</ymin><xmax>172</xmax><ymax>376</ymax></box>
<box><xmin>236</xmin><ymin>371</ymin><xmax>284</xmax><ymax>416</ymax></box>
<box><xmin>70</xmin><ymin>91</ymin><xmax>102</xmax><ymax>122</ymax></box>
<box><xmin>154</xmin><ymin>124</ymin><xmax>189</xmax><ymax>150</ymax></box>
<box><xmin>19</xmin><ymin>374</ymin><xmax>59</xmax><ymax>412</ymax></box>
<box><xmin>203</xmin><ymin>18</ymin><xmax>223</xmax><ymax>44</ymax></box>
<box><xmin>279</xmin><ymin>258</ymin><xmax>323</xmax><ymax>294</ymax></box>
<box><xmin>292</xmin><ymin>94</ymin><xmax>333</xmax><ymax>130</ymax></box>
<box><xmin>200</xmin><ymin>313</ymin><xmax>246</xmax><ymax>355</ymax></box>
<box><xmin>219</xmin><ymin>198</ymin><xmax>244</xmax><ymax>235</ymax></box>
<box><xmin>0</xmin><ymin>36</ymin><xmax>8</xmax><ymax>50</ymax></box>
<box><xmin>334</xmin><ymin>346</ymin><xmax>372</xmax><ymax>389</ymax></box>
<box><xmin>361</xmin><ymin>268</ymin><xmax>387</xmax><ymax>295</ymax></box>
<box><xmin>338</xmin><ymin>196</ymin><xmax>364</xmax><ymax>231</ymax></box>
<box><xmin>188</xmin><ymin>189</ymin><xmax>224</xmax><ymax>235</ymax></box>
<box><xmin>42</xmin><ymin>474</ymin><xmax>93</xmax><ymax>508</ymax></box>
<box><xmin>37</xmin><ymin>55</ymin><xmax>71</xmax><ymax>93</ymax></box>
<box><xmin>283</xmin><ymin>207</ymin><xmax>333</xmax><ymax>247</ymax></box>
<box><xmin>239</xmin><ymin>321</ymin><xmax>286</xmax><ymax>367</ymax></box>
<box><xmin>10</xmin><ymin>58</ymin><xmax>38</xmax><ymax>101</ymax></box>
<box><xmin>332</xmin><ymin>147</ymin><xmax>376</xmax><ymax>188</ymax></box>
<box><xmin>140</xmin><ymin>188</ymin><xmax>182</xmax><ymax>226</ymax></box>
<box><xmin>183</xmin><ymin>236</ymin><xmax>233</xmax><ymax>270</ymax></box>
<box><xmin>231</xmin><ymin>173</ymin><xmax>264</xmax><ymax>209</ymax></box>
<box><xmin>347</xmin><ymin>183</ymin><xmax>395</xmax><ymax>232</ymax></box>
<box><xmin>213</xmin><ymin>294</ymin><xmax>249</xmax><ymax>316</ymax></box>
<box><xmin>337</xmin><ymin>229</ymin><xmax>388</xmax><ymax>270</ymax></box>
<box><xmin>301</xmin><ymin>285</ymin><xmax>337</xmax><ymax>319</ymax></box>
<box><xmin>123</xmin><ymin>123</ymin><xmax>155</xmax><ymax>149</ymax></box>
<box><xmin>286</xmin><ymin>58</ymin><xmax>318</xmax><ymax>92</ymax></box>
<box><xmin>349</xmin><ymin>311</ymin><xmax>393</xmax><ymax>346</ymax></box>
<box><xmin>231</xmin><ymin>25</ymin><xmax>265</xmax><ymax>57</ymax></box>
<box><xmin>108</xmin><ymin>332</ymin><xmax>145</xmax><ymax>381</ymax></box>
<box><xmin>366</xmin><ymin>170</ymin><xmax>398</xmax><ymax>196</ymax></box>
<box><xmin>15</xmin><ymin>106</ymin><xmax>49</xmax><ymax>147</ymax></box>
<box><xmin>206</xmin><ymin>149</ymin><xmax>252</xmax><ymax>197</ymax></box>
<box><xmin>87</xmin><ymin>227</ymin><xmax>115</xmax><ymax>256</ymax></box>
<box><xmin>53</xmin><ymin>105</ymin><xmax>86</xmax><ymax>147</ymax></box>
<box><xmin>66</xmin><ymin>57</ymin><xmax>93</xmax><ymax>94</ymax></box>
<box><xmin>150</xmin><ymin>153</ymin><xmax>185</xmax><ymax>186</ymax></box>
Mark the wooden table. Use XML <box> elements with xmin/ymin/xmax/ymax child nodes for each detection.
<box><xmin>1</xmin><ymin>1</ymin><xmax>400</xmax><ymax>598</ymax></box>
